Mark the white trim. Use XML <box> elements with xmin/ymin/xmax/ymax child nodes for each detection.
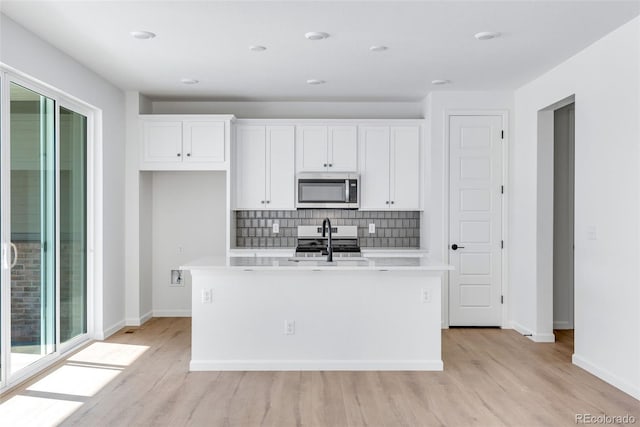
<box><xmin>444</xmin><ymin>110</ymin><xmax>509</xmax><ymax>328</ymax></box>
<box><xmin>100</xmin><ymin>320</ymin><xmax>125</xmax><ymax>340</ymax></box>
<box><xmin>572</xmin><ymin>354</ymin><xmax>640</xmax><ymax>400</ymax></box>
<box><xmin>510</xmin><ymin>321</ymin><xmax>533</xmax><ymax>336</ymax></box>
<box><xmin>529</xmin><ymin>333</ymin><xmax>555</xmax><ymax>343</ymax></box>
<box><xmin>190</xmin><ymin>359</ymin><xmax>444</xmax><ymax>371</ymax></box>
<box><xmin>153</xmin><ymin>309</ymin><xmax>192</xmax><ymax>317</ymax></box>
<box><xmin>125</xmin><ymin>310</ymin><xmax>153</xmax><ymax>327</ymax></box>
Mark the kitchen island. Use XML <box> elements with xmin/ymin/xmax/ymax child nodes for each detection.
<box><xmin>182</xmin><ymin>256</ymin><xmax>452</xmax><ymax>371</ymax></box>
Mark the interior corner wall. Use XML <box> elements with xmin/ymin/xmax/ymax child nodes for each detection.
<box><xmin>513</xmin><ymin>16</ymin><xmax>640</xmax><ymax>399</ymax></box>
<box><xmin>151</xmin><ymin>171</ymin><xmax>226</xmax><ymax>316</ymax></box>
<box><xmin>0</xmin><ymin>14</ymin><xmax>126</xmax><ymax>338</ymax></box>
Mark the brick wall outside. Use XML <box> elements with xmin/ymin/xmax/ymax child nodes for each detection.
<box><xmin>11</xmin><ymin>241</ymin><xmax>41</xmax><ymax>345</ymax></box>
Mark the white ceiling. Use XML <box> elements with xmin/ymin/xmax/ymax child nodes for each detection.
<box><xmin>2</xmin><ymin>1</ymin><xmax>639</xmax><ymax>101</ymax></box>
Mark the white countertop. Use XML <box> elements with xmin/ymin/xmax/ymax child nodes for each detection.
<box><xmin>181</xmin><ymin>256</ymin><xmax>452</xmax><ymax>271</ymax></box>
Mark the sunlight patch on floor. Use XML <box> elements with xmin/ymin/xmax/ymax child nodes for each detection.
<box><xmin>67</xmin><ymin>342</ymin><xmax>149</xmax><ymax>366</ymax></box>
<box><xmin>26</xmin><ymin>364</ymin><xmax>123</xmax><ymax>397</ymax></box>
<box><xmin>0</xmin><ymin>342</ymin><xmax>149</xmax><ymax>426</ymax></box>
<box><xmin>0</xmin><ymin>395</ymin><xmax>83</xmax><ymax>427</ymax></box>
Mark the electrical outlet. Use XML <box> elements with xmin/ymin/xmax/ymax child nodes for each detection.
<box><xmin>177</xmin><ymin>245</ymin><xmax>183</xmax><ymax>254</ymax></box>
<box><xmin>284</xmin><ymin>320</ymin><xmax>295</xmax><ymax>335</ymax></box>
<box><xmin>201</xmin><ymin>289</ymin><xmax>213</xmax><ymax>304</ymax></box>
<box><xmin>421</xmin><ymin>289</ymin><xmax>431</xmax><ymax>303</ymax></box>
<box><xmin>273</xmin><ymin>223</ymin><xmax>280</xmax><ymax>234</ymax></box>
<box><xmin>369</xmin><ymin>223</ymin><xmax>376</xmax><ymax>234</ymax></box>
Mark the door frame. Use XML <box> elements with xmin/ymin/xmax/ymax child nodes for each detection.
<box><xmin>443</xmin><ymin>110</ymin><xmax>509</xmax><ymax>328</ymax></box>
<box><xmin>0</xmin><ymin>64</ymin><xmax>100</xmax><ymax>391</ymax></box>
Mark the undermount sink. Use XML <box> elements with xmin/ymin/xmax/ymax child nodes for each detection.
<box><xmin>285</xmin><ymin>257</ymin><xmax>371</xmax><ymax>267</ymax></box>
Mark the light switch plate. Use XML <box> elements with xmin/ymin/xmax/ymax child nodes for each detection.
<box><xmin>273</xmin><ymin>223</ymin><xmax>280</xmax><ymax>234</ymax></box>
<box><xmin>369</xmin><ymin>223</ymin><xmax>376</xmax><ymax>234</ymax></box>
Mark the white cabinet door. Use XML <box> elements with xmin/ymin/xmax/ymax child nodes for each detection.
<box><xmin>142</xmin><ymin>121</ymin><xmax>183</xmax><ymax>162</ymax></box>
<box><xmin>328</xmin><ymin>126</ymin><xmax>357</xmax><ymax>172</ymax></box>
<box><xmin>390</xmin><ymin>126</ymin><xmax>420</xmax><ymax>210</ymax></box>
<box><xmin>235</xmin><ymin>126</ymin><xmax>267</xmax><ymax>209</ymax></box>
<box><xmin>296</xmin><ymin>126</ymin><xmax>328</xmax><ymax>172</ymax></box>
<box><xmin>266</xmin><ymin>126</ymin><xmax>295</xmax><ymax>210</ymax></box>
<box><xmin>183</xmin><ymin>120</ymin><xmax>225</xmax><ymax>163</ymax></box>
<box><xmin>359</xmin><ymin>126</ymin><xmax>390</xmax><ymax>210</ymax></box>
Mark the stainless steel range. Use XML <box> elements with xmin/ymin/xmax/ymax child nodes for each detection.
<box><xmin>295</xmin><ymin>225</ymin><xmax>361</xmax><ymax>258</ymax></box>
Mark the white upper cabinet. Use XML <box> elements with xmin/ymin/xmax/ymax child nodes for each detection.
<box><xmin>296</xmin><ymin>125</ymin><xmax>357</xmax><ymax>172</ymax></box>
<box><xmin>359</xmin><ymin>125</ymin><xmax>421</xmax><ymax>210</ymax></box>
<box><xmin>139</xmin><ymin>115</ymin><xmax>233</xmax><ymax>170</ymax></box>
<box><xmin>235</xmin><ymin>125</ymin><xmax>295</xmax><ymax>210</ymax></box>
<box><xmin>142</xmin><ymin>120</ymin><xmax>183</xmax><ymax>163</ymax></box>
<box><xmin>182</xmin><ymin>120</ymin><xmax>225</xmax><ymax>163</ymax></box>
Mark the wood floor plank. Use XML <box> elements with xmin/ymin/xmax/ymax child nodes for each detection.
<box><xmin>1</xmin><ymin>318</ymin><xmax>638</xmax><ymax>427</ymax></box>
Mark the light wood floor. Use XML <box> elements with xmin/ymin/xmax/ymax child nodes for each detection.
<box><xmin>2</xmin><ymin>318</ymin><xmax>638</xmax><ymax>427</ymax></box>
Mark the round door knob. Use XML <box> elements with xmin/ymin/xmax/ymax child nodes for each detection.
<box><xmin>451</xmin><ymin>244</ymin><xmax>465</xmax><ymax>250</ymax></box>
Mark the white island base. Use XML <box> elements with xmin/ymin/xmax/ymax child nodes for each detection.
<box><xmin>184</xmin><ymin>257</ymin><xmax>450</xmax><ymax>371</ymax></box>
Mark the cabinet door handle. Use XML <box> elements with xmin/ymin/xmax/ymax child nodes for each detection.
<box><xmin>391</xmin><ymin>201</ymin><xmax>395</xmax><ymax>204</ymax></box>
<box><xmin>186</xmin><ymin>153</ymin><xmax>191</xmax><ymax>157</ymax></box>
<box><xmin>323</xmin><ymin>163</ymin><xmax>327</xmax><ymax>167</ymax></box>
<box><xmin>266</xmin><ymin>200</ymin><xmax>270</xmax><ymax>204</ymax></box>
<box><xmin>328</xmin><ymin>163</ymin><xmax>333</xmax><ymax>167</ymax></box>
<box><xmin>177</xmin><ymin>153</ymin><xmax>181</xmax><ymax>157</ymax></box>
<box><xmin>385</xmin><ymin>201</ymin><xmax>390</xmax><ymax>204</ymax></box>
<box><xmin>261</xmin><ymin>201</ymin><xmax>265</xmax><ymax>204</ymax></box>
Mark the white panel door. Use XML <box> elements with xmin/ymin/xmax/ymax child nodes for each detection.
<box><xmin>390</xmin><ymin>126</ymin><xmax>420</xmax><ymax>210</ymax></box>
<box><xmin>183</xmin><ymin>120</ymin><xmax>225</xmax><ymax>163</ymax></box>
<box><xmin>449</xmin><ymin>115</ymin><xmax>503</xmax><ymax>326</ymax></box>
<box><xmin>296</xmin><ymin>126</ymin><xmax>328</xmax><ymax>172</ymax></box>
<box><xmin>328</xmin><ymin>126</ymin><xmax>358</xmax><ymax>172</ymax></box>
<box><xmin>235</xmin><ymin>126</ymin><xmax>266</xmax><ymax>209</ymax></box>
<box><xmin>359</xmin><ymin>126</ymin><xmax>390</xmax><ymax>210</ymax></box>
<box><xmin>266</xmin><ymin>126</ymin><xmax>295</xmax><ymax>210</ymax></box>
<box><xmin>142</xmin><ymin>121</ymin><xmax>183</xmax><ymax>162</ymax></box>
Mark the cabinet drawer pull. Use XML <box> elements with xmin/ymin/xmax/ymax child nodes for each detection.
<box><xmin>323</xmin><ymin>163</ymin><xmax>327</xmax><ymax>167</ymax></box>
<box><xmin>328</xmin><ymin>163</ymin><xmax>333</xmax><ymax>167</ymax></box>
<box><xmin>391</xmin><ymin>201</ymin><xmax>395</xmax><ymax>204</ymax></box>
<box><xmin>261</xmin><ymin>200</ymin><xmax>265</xmax><ymax>204</ymax></box>
<box><xmin>177</xmin><ymin>153</ymin><xmax>181</xmax><ymax>157</ymax></box>
<box><xmin>385</xmin><ymin>201</ymin><xmax>390</xmax><ymax>204</ymax></box>
<box><xmin>186</xmin><ymin>153</ymin><xmax>191</xmax><ymax>157</ymax></box>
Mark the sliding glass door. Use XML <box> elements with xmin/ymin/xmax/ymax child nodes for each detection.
<box><xmin>9</xmin><ymin>83</ymin><xmax>56</xmax><ymax>374</ymax></box>
<box><xmin>59</xmin><ymin>107</ymin><xmax>87</xmax><ymax>345</ymax></box>
<box><xmin>0</xmin><ymin>73</ymin><xmax>90</xmax><ymax>386</ymax></box>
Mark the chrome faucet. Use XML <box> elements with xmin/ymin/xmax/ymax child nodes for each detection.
<box><xmin>322</xmin><ymin>218</ymin><xmax>333</xmax><ymax>262</ymax></box>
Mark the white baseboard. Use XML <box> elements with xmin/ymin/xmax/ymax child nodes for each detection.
<box><xmin>190</xmin><ymin>359</ymin><xmax>444</xmax><ymax>371</ymax></box>
<box><xmin>573</xmin><ymin>353</ymin><xmax>640</xmax><ymax>400</ymax></box>
<box><xmin>509</xmin><ymin>321</ymin><xmax>555</xmax><ymax>342</ymax></box>
<box><xmin>100</xmin><ymin>320</ymin><xmax>125</xmax><ymax>340</ymax></box>
<box><xmin>125</xmin><ymin>310</ymin><xmax>153</xmax><ymax>326</ymax></box>
<box><xmin>153</xmin><ymin>309</ymin><xmax>191</xmax><ymax>317</ymax></box>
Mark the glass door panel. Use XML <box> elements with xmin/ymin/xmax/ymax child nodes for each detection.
<box><xmin>9</xmin><ymin>82</ymin><xmax>56</xmax><ymax>374</ymax></box>
<box><xmin>59</xmin><ymin>107</ymin><xmax>87</xmax><ymax>344</ymax></box>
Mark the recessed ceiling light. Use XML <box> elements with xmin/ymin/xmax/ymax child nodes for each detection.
<box><xmin>130</xmin><ymin>30</ymin><xmax>156</xmax><ymax>40</ymax></box>
<box><xmin>306</xmin><ymin>79</ymin><xmax>326</xmax><ymax>85</ymax></box>
<box><xmin>431</xmin><ymin>79</ymin><xmax>451</xmax><ymax>85</ymax></box>
<box><xmin>369</xmin><ymin>46</ymin><xmax>388</xmax><ymax>52</ymax></box>
<box><xmin>249</xmin><ymin>45</ymin><xmax>267</xmax><ymax>52</ymax></box>
<box><xmin>305</xmin><ymin>32</ymin><xmax>330</xmax><ymax>41</ymax></box>
<box><xmin>180</xmin><ymin>78</ymin><xmax>199</xmax><ymax>85</ymax></box>
<box><xmin>474</xmin><ymin>31</ymin><xmax>501</xmax><ymax>41</ymax></box>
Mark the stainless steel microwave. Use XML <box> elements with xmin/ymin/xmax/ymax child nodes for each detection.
<box><xmin>295</xmin><ymin>173</ymin><xmax>359</xmax><ymax>209</ymax></box>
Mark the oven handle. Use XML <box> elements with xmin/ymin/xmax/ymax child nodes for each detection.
<box><xmin>345</xmin><ymin>179</ymin><xmax>350</xmax><ymax>202</ymax></box>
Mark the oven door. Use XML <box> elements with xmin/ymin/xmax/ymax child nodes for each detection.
<box><xmin>296</xmin><ymin>175</ymin><xmax>359</xmax><ymax>208</ymax></box>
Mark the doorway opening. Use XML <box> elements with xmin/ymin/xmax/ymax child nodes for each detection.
<box><xmin>553</xmin><ymin>103</ymin><xmax>575</xmax><ymax>353</ymax></box>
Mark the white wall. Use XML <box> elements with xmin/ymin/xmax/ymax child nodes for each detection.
<box><xmin>0</xmin><ymin>14</ymin><xmax>126</xmax><ymax>338</ymax></box>
<box><xmin>423</xmin><ymin>91</ymin><xmax>514</xmax><ymax>327</ymax></box>
<box><xmin>151</xmin><ymin>100</ymin><xmax>423</xmax><ymax>119</ymax></box>
<box><xmin>513</xmin><ymin>17</ymin><xmax>640</xmax><ymax>398</ymax></box>
<box><xmin>151</xmin><ymin>171</ymin><xmax>226</xmax><ymax>316</ymax></box>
